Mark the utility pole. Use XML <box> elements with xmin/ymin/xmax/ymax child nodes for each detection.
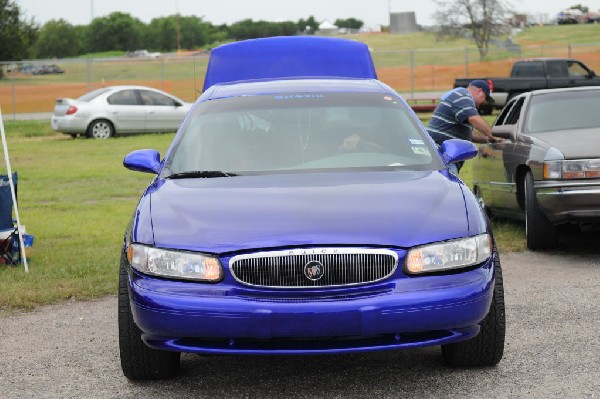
<box><xmin>175</xmin><ymin>0</ymin><xmax>181</xmax><ymax>53</ymax></box>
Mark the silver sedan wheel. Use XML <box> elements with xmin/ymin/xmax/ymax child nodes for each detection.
<box><xmin>87</xmin><ymin>120</ymin><xmax>114</xmax><ymax>139</ymax></box>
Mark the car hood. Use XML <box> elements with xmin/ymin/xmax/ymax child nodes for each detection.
<box><xmin>136</xmin><ymin>171</ymin><xmax>473</xmax><ymax>254</ymax></box>
<box><xmin>529</xmin><ymin>127</ymin><xmax>600</xmax><ymax>159</ymax></box>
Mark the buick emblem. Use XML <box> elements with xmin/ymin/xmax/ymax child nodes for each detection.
<box><xmin>304</xmin><ymin>260</ymin><xmax>325</xmax><ymax>281</ymax></box>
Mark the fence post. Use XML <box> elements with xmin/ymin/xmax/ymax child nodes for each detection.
<box><xmin>87</xmin><ymin>58</ymin><xmax>93</xmax><ymax>89</ymax></box>
<box><xmin>410</xmin><ymin>50</ymin><xmax>415</xmax><ymax>99</ymax></box>
<box><xmin>464</xmin><ymin>47</ymin><xmax>469</xmax><ymax>78</ymax></box>
<box><xmin>160</xmin><ymin>58</ymin><xmax>165</xmax><ymax>91</ymax></box>
<box><xmin>10</xmin><ymin>74</ymin><xmax>16</xmax><ymax>120</ymax></box>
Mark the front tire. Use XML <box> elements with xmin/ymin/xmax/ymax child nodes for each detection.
<box><xmin>87</xmin><ymin>119</ymin><xmax>114</xmax><ymax>139</ymax></box>
<box><xmin>524</xmin><ymin>171</ymin><xmax>558</xmax><ymax>250</ymax></box>
<box><xmin>118</xmin><ymin>255</ymin><xmax>180</xmax><ymax>380</ymax></box>
<box><xmin>442</xmin><ymin>248</ymin><xmax>505</xmax><ymax>367</ymax></box>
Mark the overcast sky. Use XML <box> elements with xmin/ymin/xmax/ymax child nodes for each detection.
<box><xmin>16</xmin><ymin>0</ymin><xmax>600</xmax><ymax>28</ymax></box>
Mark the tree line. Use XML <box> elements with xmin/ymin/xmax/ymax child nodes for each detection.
<box><xmin>0</xmin><ymin>0</ymin><xmax>364</xmax><ymax>63</ymax></box>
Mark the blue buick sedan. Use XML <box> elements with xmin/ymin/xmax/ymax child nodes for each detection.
<box><xmin>119</xmin><ymin>37</ymin><xmax>505</xmax><ymax>380</ymax></box>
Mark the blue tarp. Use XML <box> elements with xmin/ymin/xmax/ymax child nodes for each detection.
<box><xmin>203</xmin><ymin>36</ymin><xmax>378</xmax><ymax>92</ymax></box>
<box><xmin>0</xmin><ymin>173</ymin><xmax>17</xmax><ymax>232</ymax></box>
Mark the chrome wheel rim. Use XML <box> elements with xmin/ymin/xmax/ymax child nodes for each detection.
<box><xmin>91</xmin><ymin>122</ymin><xmax>111</xmax><ymax>139</ymax></box>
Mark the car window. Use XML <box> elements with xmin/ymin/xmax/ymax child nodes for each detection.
<box><xmin>139</xmin><ymin>90</ymin><xmax>177</xmax><ymax>106</ymax></box>
<box><xmin>504</xmin><ymin>98</ymin><xmax>524</xmax><ymax>125</ymax></box>
<box><xmin>107</xmin><ymin>90</ymin><xmax>140</xmax><ymax>105</ymax></box>
<box><xmin>512</xmin><ymin>61</ymin><xmax>544</xmax><ymax>77</ymax></box>
<box><xmin>546</xmin><ymin>61</ymin><xmax>567</xmax><ymax>77</ymax></box>
<box><xmin>494</xmin><ymin>99</ymin><xmax>515</xmax><ymax>126</ymax></box>
<box><xmin>525</xmin><ymin>90</ymin><xmax>600</xmax><ymax>133</ymax></box>
<box><xmin>165</xmin><ymin>92</ymin><xmax>441</xmax><ymax>175</ymax></box>
<box><xmin>78</xmin><ymin>88</ymin><xmax>111</xmax><ymax>102</ymax></box>
<box><xmin>495</xmin><ymin>97</ymin><xmax>524</xmax><ymax>126</ymax></box>
<box><xmin>567</xmin><ymin>61</ymin><xmax>590</xmax><ymax>77</ymax></box>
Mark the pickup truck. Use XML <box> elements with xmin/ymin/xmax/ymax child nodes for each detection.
<box><xmin>454</xmin><ymin>58</ymin><xmax>600</xmax><ymax>114</ymax></box>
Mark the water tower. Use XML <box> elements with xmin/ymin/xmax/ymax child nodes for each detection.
<box><xmin>389</xmin><ymin>12</ymin><xmax>419</xmax><ymax>34</ymax></box>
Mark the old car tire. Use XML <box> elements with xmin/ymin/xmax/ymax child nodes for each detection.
<box><xmin>442</xmin><ymin>247</ymin><xmax>505</xmax><ymax>367</ymax></box>
<box><xmin>87</xmin><ymin>119</ymin><xmax>114</xmax><ymax>139</ymax></box>
<box><xmin>118</xmin><ymin>255</ymin><xmax>180</xmax><ymax>380</ymax></box>
<box><xmin>524</xmin><ymin>171</ymin><xmax>558</xmax><ymax>250</ymax></box>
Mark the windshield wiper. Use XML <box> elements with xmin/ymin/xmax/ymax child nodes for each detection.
<box><xmin>166</xmin><ymin>170</ymin><xmax>238</xmax><ymax>179</ymax></box>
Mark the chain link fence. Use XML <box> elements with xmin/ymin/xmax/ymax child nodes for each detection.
<box><xmin>1</xmin><ymin>43</ymin><xmax>599</xmax><ymax>118</ymax></box>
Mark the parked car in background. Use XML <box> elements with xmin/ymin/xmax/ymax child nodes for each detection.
<box><xmin>454</xmin><ymin>58</ymin><xmax>600</xmax><ymax>114</ymax></box>
<box><xmin>119</xmin><ymin>36</ymin><xmax>505</xmax><ymax>381</ymax></box>
<box><xmin>11</xmin><ymin>63</ymin><xmax>65</xmax><ymax>75</ymax></box>
<box><xmin>32</xmin><ymin>64</ymin><xmax>65</xmax><ymax>75</ymax></box>
<box><xmin>126</xmin><ymin>49</ymin><xmax>162</xmax><ymax>58</ymax></box>
<box><xmin>470</xmin><ymin>86</ymin><xmax>600</xmax><ymax>250</ymax></box>
<box><xmin>51</xmin><ymin>85</ymin><xmax>192</xmax><ymax>138</ymax></box>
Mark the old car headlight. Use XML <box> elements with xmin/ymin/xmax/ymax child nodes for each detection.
<box><xmin>127</xmin><ymin>244</ymin><xmax>222</xmax><ymax>281</ymax></box>
<box><xmin>405</xmin><ymin>234</ymin><xmax>492</xmax><ymax>275</ymax></box>
<box><xmin>544</xmin><ymin>159</ymin><xmax>600</xmax><ymax>180</ymax></box>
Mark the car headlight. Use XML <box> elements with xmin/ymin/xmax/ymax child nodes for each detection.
<box><xmin>544</xmin><ymin>159</ymin><xmax>600</xmax><ymax>179</ymax></box>
<box><xmin>127</xmin><ymin>244</ymin><xmax>222</xmax><ymax>282</ymax></box>
<box><xmin>404</xmin><ymin>234</ymin><xmax>492</xmax><ymax>275</ymax></box>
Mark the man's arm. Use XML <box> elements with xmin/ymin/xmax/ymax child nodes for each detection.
<box><xmin>468</xmin><ymin>114</ymin><xmax>500</xmax><ymax>143</ymax></box>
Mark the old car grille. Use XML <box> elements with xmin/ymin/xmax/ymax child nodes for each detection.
<box><xmin>229</xmin><ymin>248</ymin><xmax>398</xmax><ymax>288</ymax></box>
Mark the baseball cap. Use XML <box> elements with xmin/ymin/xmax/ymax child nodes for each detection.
<box><xmin>469</xmin><ymin>80</ymin><xmax>495</xmax><ymax>104</ymax></box>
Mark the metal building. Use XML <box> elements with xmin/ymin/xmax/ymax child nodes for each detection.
<box><xmin>389</xmin><ymin>12</ymin><xmax>420</xmax><ymax>34</ymax></box>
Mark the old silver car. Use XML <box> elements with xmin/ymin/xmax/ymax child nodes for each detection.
<box><xmin>51</xmin><ymin>85</ymin><xmax>192</xmax><ymax>138</ymax></box>
<box><xmin>471</xmin><ymin>86</ymin><xmax>600</xmax><ymax>250</ymax></box>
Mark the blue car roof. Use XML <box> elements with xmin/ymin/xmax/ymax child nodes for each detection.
<box><xmin>202</xmin><ymin>36</ymin><xmax>378</xmax><ymax>92</ymax></box>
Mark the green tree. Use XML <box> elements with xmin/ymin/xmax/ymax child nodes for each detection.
<box><xmin>297</xmin><ymin>16</ymin><xmax>319</xmax><ymax>34</ymax></box>
<box><xmin>35</xmin><ymin>19</ymin><xmax>81</xmax><ymax>58</ymax></box>
<box><xmin>434</xmin><ymin>0</ymin><xmax>511</xmax><ymax>59</ymax></box>
<box><xmin>229</xmin><ymin>19</ymin><xmax>282</xmax><ymax>40</ymax></box>
<box><xmin>0</xmin><ymin>0</ymin><xmax>38</xmax><ymax>77</ymax></box>
<box><xmin>569</xmin><ymin>4</ymin><xmax>589</xmax><ymax>13</ymax></box>
<box><xmin>146</xmin><ymin>16</ymin><xmax>178</xmax><ymax>52</ymax></box>
<box><xmin>334</xmin><ymin>18</ymin><xmax>364</xmax><ymax>30</ymax></box>
<box><xmin>178</xmin><ymin>16</ymin><xmax>220</xmax><ymax>49</ymax></box>
<box><xmin>86</xmin><ymin>12</ymin><xmax>144</xmax><ymax>53</ymax></box>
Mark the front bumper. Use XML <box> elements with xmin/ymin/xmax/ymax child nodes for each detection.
<box><xmin>536</xmin><ymin>180</ymin><xmax>600</xmax><ymax>224</ymax></box>
<box><xmin>127</xmin><ymin>252</ymin><xmax>495</xmax><ymax>355</ymax></box>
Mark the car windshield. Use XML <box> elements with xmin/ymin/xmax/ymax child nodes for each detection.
<box><xmin>77</xmin><ymin>87</ymin><xmax>112</xmax><ymax>102</ymax></box>
<box><xmin>525</xmin><ymin>90</ymin><xmax>600</xmax><ymax>133</ymax></box>
<box><xmin>164</xmin><ymin>92</ymin><xmax>439</xmax><ymax>175</ymax></box>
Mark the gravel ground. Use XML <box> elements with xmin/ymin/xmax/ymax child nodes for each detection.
<box><xmin>0</xmin><ymin>251</ymin><xmax>598</xmax><ymax>399</ymax></box>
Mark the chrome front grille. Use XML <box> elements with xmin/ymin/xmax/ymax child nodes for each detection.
<box><xmin>229</xmin><ymin>248</ymin><xmax>398</xmax><ymax>288</ymax></box>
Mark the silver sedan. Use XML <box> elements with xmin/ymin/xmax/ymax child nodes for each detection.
<box><xmin>471</xmin><ymin>86</ymin><xmax>600</xmax><ymax>250</ymax></box>
<box><xmin>51</xmin><ymin>85</ymin><xmax>193</xmax><ymax>138</ymax></box>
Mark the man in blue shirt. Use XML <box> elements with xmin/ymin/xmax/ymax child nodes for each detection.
<box><xmin>428</xmin><ymin>80</ymin><xmax>500</xmax><ymax>144</ymax></box>
<box><xmin>427</xmin><ymin>80</ymin><xmax>501</xmax><ymax>173</ymax></box>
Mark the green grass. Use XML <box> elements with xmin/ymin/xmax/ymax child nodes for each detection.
<box><xmin>0</xmin><ymin>119</ymin><xmax>530</xmax><ymax>311</ymax></box>
<box><xmin>0</xmin><ymin>121</ymin><xmax>174</xmax><ymax>310</ymax></box>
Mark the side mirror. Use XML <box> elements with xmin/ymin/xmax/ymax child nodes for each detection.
<box><xmin>589</xmin><ymin>70</ymin><xmax>596</xmax><ymax>78</ymax></box>
<box><xmin>123</xmin><ymin>149</ymin><xmax>161</xmax><ymax>174</ymax></box>
<box><xmin>492</xmin><ymin>124</ymin><xmax>516</xmax><ymax>141</ymax></box>
<box><xmin>174</xmin><ymin>101</ymin><xmax>182</xmax><ymax>107</ymax></box>
<box><xmin>440</xmin><ymin>139</ymin><xmax>478</xmax><ymax>165</ymax></box>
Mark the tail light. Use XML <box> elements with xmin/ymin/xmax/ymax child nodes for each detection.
<box><xmin>487</xmin><ymin>79</ymin><xmax>494</xmax><ymax>93</ymax></box>
<box><xmin>66</xmin><ymin>105</ymin><xmax>78</xmax><ymax>115</ymax></box>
